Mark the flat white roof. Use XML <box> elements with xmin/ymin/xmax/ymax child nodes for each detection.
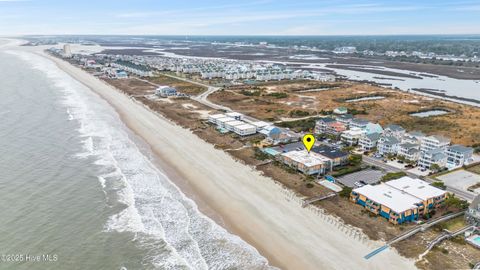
<box><xmin>385</xmin><ymin>176</ymin><xmax>446</xmax><ymax>200</ymax></box>
<box><xmin>216</xmin><ymin>117</ymin><xmax>235</xmax><ymax>123</ymax></box>
<box><xmin>224</xmin><ymin>120</ymin><xmax>245</xmax><ymax>127</ymax></box>
<box><xmin>354</xmin><ymin>184</ymin><xmax>422</xmax><ymax>213</ymax></box>
<box><xmin>342</xmin><ymin>128</ymin><xmax>366</xmax><ymax>136</ymax></box>
<box><xmin>235</xmin><ymin>124</ymin><xmax>256</xmax><ymax>130</ymax></box>
<box><xmin>251</xmin><ymin>121</ymin><xmax>270</xmax><ymax>128</ymax></box>
<box><xmin>282</xmin><ymin>150</ymin><xmax>330</xmax><ymax>167</ymax></box>
<box><xmin>225</xmin><ymin>112</ymin><xmax>243</xmax><ymax>117</ymax></box>
<box><xmin>208</xmin><ymin>114</ymin><xmax>226</xmax><ymax>119</ymax></box>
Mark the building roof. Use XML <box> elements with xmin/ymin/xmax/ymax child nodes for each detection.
<box><xmin>216</xmin><ymin>117</ymin><xmax>236</xmax><ymax>123</ymax></box>
<box><xmin>235</xmin><ymin>124</ymin><xmax>256</xmax><ymax>130</ymax></box>
<box><xmin>365</xmin><ymin>123</ymin><xmax>383</xmax><ymax>134</ymax></box>
<box><xmin>282</xmin><ymin>150</ymin><xmax>331</xmax><ymax>167</ymax></box>
<box><xmin>448</xmin><ymin>144</ymin><xmax>473</xmax><ymax>154</ymax></box>
<box><xmin>353</xmin><ymin>184</ymin><xmax>422</xmax><ymax>214</ymax></box>
<box><xmin>399</xmin><ymin>142</ymin><xmax>419</xmax><ymax>149</ymax></box>
<box><xmin>208</xmin><ymin>114</ymin><xmax>226</xmax><ymax>119</ymax></box>
<box><xmin>380</xmin><ymin>135</ymin><xmax>400</xmax><ymax>145</ymax></box>
<box><xmin>224</xmin><ymin>120</ymin><xmax>245</xmax><ymax>127</ymax></box>
<box><xmin>225</xmin><ymin>112</ymin><xmax>243</xmax><ymax>118</ymax></box>
<box><xmin>427</xmin><ymin>135</ymin><xmax>451</xmax><ymax>144</ymax></box>
<box><xmin>351</xmin><ymin>118</ymin><xmax>370</xmax><ymax>126</ymax></box>
<box><xmin>385</xmin><ymin>177</ymin><xmax>447</xmax><ymax>201</ymax></box>
<box><xmin>425</xmin><ymin>148</ymin><xmax>447</xmax><ymax>160</ymax></box>
<box><xmin>364</xmin><ymin>132</ymin><xmax>381</xmax><ymax>142</ymax></box>
<box><xmin>385</xmin><ymin>124</ymin><xmax>405</xmax><ymax>132</ymax></box>
<box><xmin>312</xmin><ymin>145</ymin><xmax>349</xmax><ymax>159</ymax></box>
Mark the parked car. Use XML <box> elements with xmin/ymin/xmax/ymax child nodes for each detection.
<box><xmin>354</xmin><ymin>181</ymin><xmax>364</xmax><ymax>188</ymax></box>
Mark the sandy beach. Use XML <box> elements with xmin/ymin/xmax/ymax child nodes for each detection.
<box><xmin>25</xmin><ymin>45</ymin><xmax>417</xmax><ymax>269</ymax></box>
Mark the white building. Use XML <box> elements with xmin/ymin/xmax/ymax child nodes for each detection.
<box><xmin>225</xmin><ymin>112</ymin><xmax>243</xmax><ymax>120</ymax></box>
<box><xmin>359</xmin><ymin>132</ymin><xmax>381</xmax><ymax>151</ymax></box>
<box><xmin>233</xmin><ymin>124</ymin><xmax>257</xmax><ymax>136</ymax></box>
<box><xmin>216</xmin><ymin>117</ymin><xmax>236</xmax><ymax>128</ymax></box>
<box><xmin>377</xmin><ymin>135</ymin><xmax>401</xmax><ymax>156</ymax></box>
<box><xmin>419</xmin><ymin>148</ymin><xmax>448</xmax><ymax>169</ymax></box>
<box><xmin>446</xmin><ymin>145</ymin><xmax>474</xmax><ymax>167</ymax></box>
<box><xmin>63</xmin><ymin>44</ymin><xmax>72</xmax><ymax>58</ymax></box>
<box><xmin>397</xmin><ymin>142</ymin><xmax>421</xmax><ymax>161</ymax></box>
<box><xmin>280</xmin><ymin>150</ymin><xmax>331</xmax><ymax>175</ymax></box>
<box><xmin>208</xmin><ymin>114</ymin><xmax>226</xmax><ymax>125</ymax></box>
<box><xmin>224</xmin><ymin>120</ymin><xmax>245</xmax><ymax>132</ymax></box>
<box><xmin>340</xmin><ymin>128</ymin><xmax>366</xmax><ymax>146</ymax></box>
<box><xmin>155</xmin><ymin>86</ymin><xmax>177</xmax><ymax>96</ymax></box>
<box><xmin>420</xmin><ymin>135</ymin><xmax>451</xmax><ymax>153</ymax></box>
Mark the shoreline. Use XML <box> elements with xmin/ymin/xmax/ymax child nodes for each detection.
<box><xmin>31</xmin><ymin>48</ymin><xmax>416</xmax><ymax>269</ymax></box>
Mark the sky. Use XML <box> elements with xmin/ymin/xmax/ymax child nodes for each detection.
<box><xmin>1</xmin><ymin>0</ymin><xmax>480</xmax><ymax>35</ymax></box>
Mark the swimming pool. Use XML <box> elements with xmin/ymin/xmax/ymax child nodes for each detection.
<box><xmin>467</xmin><ymin>234</ymin><xmax>480</xmax><ymax>248</ymax></box>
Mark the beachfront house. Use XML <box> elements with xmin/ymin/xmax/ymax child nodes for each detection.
<box><xmin>359</xmin><ymin>132</ymin><xmax>381</xmax><ymax>151</ymax></box>
<box><xmin>280</xmin><ymin>150</ymin><xmax>331</xmax><ymax>175</ymax></box>
<box><xmin>311</xmin><ymin>145</ymin><xmax>349</xmax><ymax>167</ymax></box>
<box><xmin>446</xmin><ymin>145</ymin><xmax>474</xmax><ymax>167</ymax></box>
<box><xmin>155</xmin><ymin>86</ymin><xmax>177</xmax><ymax>97</ymax></box>
<box><xmin>420</xmin><ymin>135</ymin><xmax>451</xmax><ymax>153</ymax></box>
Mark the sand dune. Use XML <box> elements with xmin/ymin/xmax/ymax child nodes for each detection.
<box><xmin>35</xmin><ymin>48</ymin><xmax>416</xmax><ymax>270</ymax></box>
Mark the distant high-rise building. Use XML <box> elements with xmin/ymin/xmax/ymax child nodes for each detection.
<box><xmin>63</xmin><ymin>44</ymin><xmax>72</xmax><ymax>58</ymax></box>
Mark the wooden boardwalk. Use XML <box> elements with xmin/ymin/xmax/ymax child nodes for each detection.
<box><xmin>302</xmin><ymin>193</ymin><xmax>336</xmax><ymax>208</ymax></box>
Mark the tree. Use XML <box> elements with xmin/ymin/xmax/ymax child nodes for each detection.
<box><xmin>430</xmin><ymin>164</ymin><xmax>441</xmax><ymax>173</ymax></box>
<box><xmin>348</xmin><ymin>154</ymin><xmax>363</xmax><ymax>166</ymax></box>
<box><xmin>339</xmin><ymin>186</ymin><xmax>353</xmax><ymax>198</ymax></box>
<box><xmin>445</xmin><ymin>194</ymin><xmax>469</xmax><ymax>210</ymax></box>
<box><xmin>431</xmin><ymin>181</ymin><xmax>446</xmax><ymax>190</ymax></box>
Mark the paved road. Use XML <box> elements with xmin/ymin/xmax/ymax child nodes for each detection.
<box><xmin>160</xmin><ymin>73</ymin><xmax>230</xmax><ymax>111</ymax></box>
<box><xmin>362</xmin><ymin>155</ymin><xmax>418</xmax><ymax>178</ymax></box>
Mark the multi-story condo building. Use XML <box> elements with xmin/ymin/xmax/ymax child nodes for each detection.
<box><xmin>384</xmin><ymin>124</ymin><xmax>406</xmax><ymax>139</ymax></box>
<box><xmin>349</xmin><ymin>118</ymin><xmax>370</xmax><ymax>130</ymax></box>
<box><xmin>420</xmin><ymin>135</ymin><xmax>451</xmax><ymax>153</ymax></box>
<box><xmin>340</xmin><ymin>128</ymin><xmax>366</xmax><ymax>146</ymax></box>
<box><xmin>446</xmin><ymin>145</ymin><xmax>474</xmax><ymax>167</ymax></box>
<box><xmin>418</xmin><ymin>148</ymin><xmax>448</xmax><ymax>169</ymax></box>
<box><xmin>335</xmin><ymin>114</ymin><xmax>354</xmax><ymax>128</ymax></box>
<box><xmin>314</xmin><ymin>117</ymin><xmax>336</xmax><ymax>134</ymax></box>
<box><xmin>377</xmin><ymin>135</ymin><xmax>400</xmax><ymax>156</ymax></box>
<box><xmin>402</xmin><ymin>131</ymin><xmax>425</xmax><ymax>144</ymax></box>
<box><xmin>359</xmin><ymin>133</ymin><xmax>381</xmax><ymax>151</ymax></box>
<box><xmin>397</xmin><ymin>142</ymin><xmax>421</xmax><ymax>162</ymax></box>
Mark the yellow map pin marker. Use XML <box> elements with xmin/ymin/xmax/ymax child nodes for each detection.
<box><xmin>302</xmin><ymin>134</ymin><xmax>315</xmax><ymax>153</ymax></box>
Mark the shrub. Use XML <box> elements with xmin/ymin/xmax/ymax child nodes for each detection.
<box><xmin>339</xmin><ymin>186</ymin><xmax>353</xmax><ymax>198</ymax></box>
<box><xmin>381</xmin><ymin>172</ymin><xmax>407</xmax><ymax>182</ymax></box>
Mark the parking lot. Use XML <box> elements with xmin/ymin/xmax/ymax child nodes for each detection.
<box><xmin>335</xmin><ymin>169</ymin><xmax>385</xmax><ymax>188</ymax></box>
<box><xmin>437</xmin><ymin>169</ymin><xmax>480</xmax><ymax>194</ymax></box>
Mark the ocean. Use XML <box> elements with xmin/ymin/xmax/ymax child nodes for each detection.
<box><xmin>0</xmin><ymin>44</ymin><xmax>273</xmax><ymax>269</ymax></box>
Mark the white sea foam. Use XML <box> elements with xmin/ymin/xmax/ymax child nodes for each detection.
<box><xmin>8</xmin><ymin>50</ymin><xmax>275</xmax><ymax>270</ymax></box>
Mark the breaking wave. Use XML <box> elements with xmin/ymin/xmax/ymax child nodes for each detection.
<box><xmin>9</xmin><ymin>50</ymin><xmax>274</xmax><ymax>270</ymax></box>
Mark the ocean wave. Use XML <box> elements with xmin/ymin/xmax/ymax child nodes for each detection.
<box><xmin>8</xmin><ymin>50</ymin><xmax>275</xmax><ymax>270</ymax></box>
